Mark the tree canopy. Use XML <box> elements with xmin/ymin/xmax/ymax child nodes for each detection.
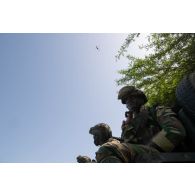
<box><xmin>116</xmin><ymin>33</ymin><xmax>195</xmax><ymax>106</ymax></box>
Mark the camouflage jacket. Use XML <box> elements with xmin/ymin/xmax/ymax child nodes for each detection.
<box><xmin>121</xmin><ymin>106</ymin><xmax>186</xmax><ymax>152</ymax></box>
<box><xmin>95</xmin><ymin>138</ymin><xmax>159</xmax><ymax>163</ymax></box>
<box><xmin>95</xmin><ymin>138</ymin><xmax>130</xmax><ymax>162</ymax></box>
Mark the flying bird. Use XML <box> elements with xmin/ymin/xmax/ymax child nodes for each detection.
<box><xmin>96</xmin><ymin>46</ymin><xmax>100</xmax><ymax>51</ymax></box>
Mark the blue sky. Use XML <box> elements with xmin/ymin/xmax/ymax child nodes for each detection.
<box><xmin>0</xmin><ymin>33</ymin><xmax>143</xmax><ymax>162</ymax></box>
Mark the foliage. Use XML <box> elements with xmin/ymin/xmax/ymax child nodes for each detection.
<box><xmin>116</xmin><ymin>33</ymin><xmax>195</xmax><ymax>106</ymax></box>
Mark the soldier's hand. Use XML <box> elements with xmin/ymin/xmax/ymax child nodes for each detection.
<box><xmin>122</xmin><ymin>112</ymin><xmax>133</xmax><ymax>129</ymax></box>
<box><xmin>77</xmin><ymin>155</ymin><xmax>92</xmax><ymax>163</ymax></box>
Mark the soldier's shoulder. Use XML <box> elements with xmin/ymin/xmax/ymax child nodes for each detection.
<box><xmin>101</xmin><ymin>138</ymin><xmax>120</xmax><ymax>148</ymax></box>
<box><xmin>108</xmin><ymin>138</ymin><xmax>120</xmax><ymax>143</ymax></box>
<box><xmin>155</xmin><ymin>106</ymin><xmax>176</xmax><ymax>117</ymax></box>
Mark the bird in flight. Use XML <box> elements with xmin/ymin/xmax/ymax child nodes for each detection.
<box><xmin>96</xmin><ymin>46</ymin><xmax>100</xmax><ymax>51</ymax></box>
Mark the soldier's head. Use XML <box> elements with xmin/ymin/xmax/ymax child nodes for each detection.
<box><xmin>77</xmin><ymin>155</ymin><xmax>92</xmax><ymax>163</ymax></box>
<box><xmin>118</xmin><ymin>86</ymin><xmax>147</xmax><ymax>112</ymax></box>
<box><xmin>89</xmin><ymin>123</ymin><xmax>112</xmax><ymax>146</ymax></box>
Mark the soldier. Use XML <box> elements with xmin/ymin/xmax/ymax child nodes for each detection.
<box><xmin>77</xmin><ymin>155</ymin><xmax>93</xmax><ymax>163</ymax></box>
<box><xmin>89</xmin><ymin>123</ymin><xmax>132</xmax><ymax>163</ymax></box>
<box><xmin>118</xmin><ymin>86</ymin><xmax>186</xmax><ymax>152</ymax></box>
<box><xmin>77</xmin><ymin>123</ymin><xmax>159</xmax><ymax>163</ymax></box>
<box><xmin>77</xmin><ymin>123</ymin><xmax>112</xmax><ymax>163</ymax></box>
<box><xmin>77</xmin><ymin>123</ymin><xmax>115</xmax><ymax>163</ymax></box>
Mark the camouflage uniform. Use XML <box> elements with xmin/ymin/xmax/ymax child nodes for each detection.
<box><xmin>118</xmin><ymin>86</ymin><xmax>186</xmax><ymax>153</ymax></box>
<box><xmin>89</xmin><ymin>124</ymin><xmax>159</xmax><ymax>163</ymax></box>
<box><xmin>95</xmin><ymin>138</ymin><xmax>159</xmax><ymax>163</ymax></box>
<box><xmin>95</xmin><ymin>86</ymin><xmax>186</xmax><ymax>163</ymax></box>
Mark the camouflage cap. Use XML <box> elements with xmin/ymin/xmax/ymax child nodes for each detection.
<box><xmin>89</xmin><ymin>123</ymin><xmax>112</xmax><ymax>137</ymax></box>
<box><xmin>118</xmin><ymin>86</ymin><xmax>147</xmax><ymax>104</ymax></box>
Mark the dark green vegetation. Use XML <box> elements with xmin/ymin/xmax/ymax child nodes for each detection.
<box><xmin>116</xmin><ymin>33</ymin><xmax>195</xmax><ymax>106</ymax></box>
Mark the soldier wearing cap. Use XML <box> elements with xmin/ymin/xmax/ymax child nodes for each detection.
<box><xmin>118</xmin><ymin>86</ymin><xmax>186</xmax><ymax>153</ymax></box>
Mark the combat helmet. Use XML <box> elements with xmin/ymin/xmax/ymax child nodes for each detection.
<box><xmin>89</xmin><ymin>123</ymin><xmax>112</xmax><ymax>138</ymax></box>
<box><xmin>118</xmin><ymin>86</ymin><xmax>147</xmax><ymax>104</ymax></box>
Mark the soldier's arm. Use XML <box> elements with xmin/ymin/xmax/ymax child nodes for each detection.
<box><xmin>150</xmin><ymin>106</ymin><xmax>186</xmax><ymax>152</ymax></box>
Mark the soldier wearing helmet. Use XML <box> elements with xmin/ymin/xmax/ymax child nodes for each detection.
<box><xmin>118</xmin><ymin>86</ymin><xmax>147</xmax><ymax>106</ymax></box>
<box><xmin>89</xmin><ymin>123</ymin><xmax>112</xmax><ymax>146</ymax></box>
<box><xmin>77</xmin><ymin>123</ymin><xmax>119</xmax><ymax>163</ymax></box>
<box><xmin>76</xmin><ymin>155</ymin><xmax>92</xmax><ymax>163</ymax></box>
<box><xmin>89</xmin><ymin>123</ymin><xmax>127</xmax><ymax>163</ymax></box>
<box><xmin>118</xmin><ymin>86</ymin><xmax>186</xmax><ymax>153</ymax></box>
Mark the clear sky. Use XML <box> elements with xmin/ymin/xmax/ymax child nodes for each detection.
<box><xmin>0</xmin><ymin>33</ymin><xmax>144</xmax><ymax>162</ymax></box>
